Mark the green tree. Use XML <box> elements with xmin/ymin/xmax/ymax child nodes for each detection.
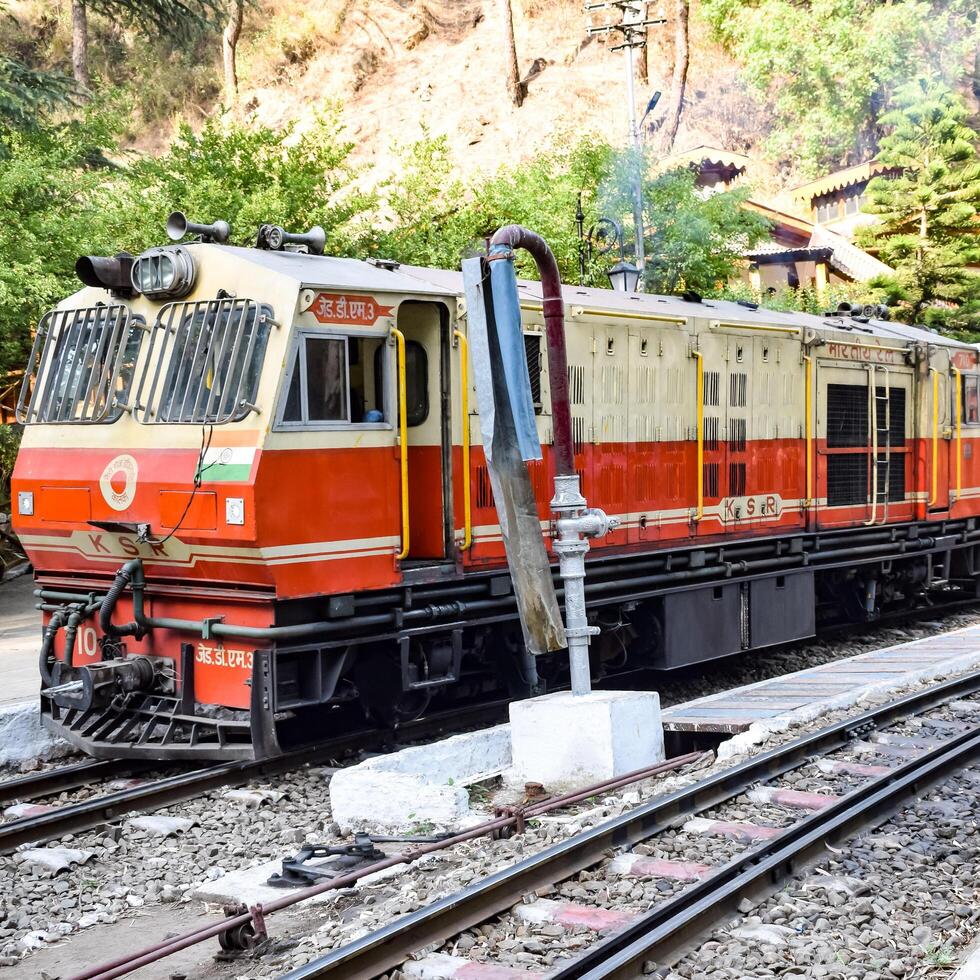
<box><xmin>856</xmin><ymin>79</ymin><xmax>980</xmax><ymax>332</ymax></box>
<box><xmin>119</xmin><ymin>109</ymin><xmax>370</xmax><ymax>253</ymax></box>
<box><xmin>0</xmin><ymin>58</ymin><xmax>75</xmax><ymax>130</ymax></box>
<box><xmin>641</xmin><ymin>168</ymin><xmax>770</xmax><ymax>294</ymax></box>
<box><xmin>0</xmin><ymin>108</ymin><xmax>371</xmax><ymax>379</ymax></box>
<box><xmin>599</xmin><ymin>156</ymin><xmax>770</xmax><ymax>294</ymax></box>
<box><xmin>698</xmin><ymin>0</ymin><xmax>977</xmax><ymax>172</ymax></box>
<box><xmin>0</xmin><ymin>107</ymin><xmax>126</xmax><ymax>378</ymax></box>
<box><xmin>70</xmin><ymin>0</ymin><xmax>226</xmax><ymax>88</ymax></box>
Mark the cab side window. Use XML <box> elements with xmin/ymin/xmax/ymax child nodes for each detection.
<box><xmin>278</xmin><ymin>332</ymin><xmax>387</xmax><ymax>428</ymax></box>
<box><xmin>961</xmin><ymin>375</ymin><xmax>980</xmax><ymax>425</ymax></box>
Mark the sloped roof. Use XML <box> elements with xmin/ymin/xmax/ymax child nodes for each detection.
<box><xmin>809</xmin><ymin>224</ymin><xmax>893</xmax><ymax>281</ymax></box>
<box><xmin>789</xmin><ymin>161</ymin><xmax>894</xmax><ymax>202</ymax></box>
<box><xmin>657</xmin><ymin>144</ymin><xmax>753</xmax><ymax>173</ymax></box>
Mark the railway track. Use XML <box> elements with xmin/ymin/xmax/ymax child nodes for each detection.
<box><xmin>0</xmin><ymin>700</ymin><xmax>508</xmax><ymax>855</ymax></box>
<box><xmin>0</xmin><ymin>758</ymin><xmax>149</xmax><ymax>808</ymax></box>
<box><xmin>277</xmin><ymin>668</ymin><xmax>980</xmax><ymax>980</ymax></box>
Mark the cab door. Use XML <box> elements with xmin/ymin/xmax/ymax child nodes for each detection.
<box><xmin>397</xmin><ymin>301</ymin><xmax>452</xmax><ymax>561</ymax></box>
<box><xmin>926</xmin><ymin>349</ymin><xmax>951</xmax><ymax>517</ymax></box>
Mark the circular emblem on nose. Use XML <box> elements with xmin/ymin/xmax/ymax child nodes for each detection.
<box><xmin>99</xmin><ymin>454</ymin><xmax>138</xmax><ymax>511</ymax></box>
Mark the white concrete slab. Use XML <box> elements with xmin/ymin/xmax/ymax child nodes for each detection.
<box><xmin>188</xmin><ymin>850</ymin><xmax>404</xmax><ymax>907</ymax></box>
<box><xmin>508</xmin><ymin>690</ymin><xmax>664</xmax><ymax>789</ymax></box>
<box><xmin>330</xmin><ymin>724</ymin><xmax>512</xmax><ymax>832</ymax></box>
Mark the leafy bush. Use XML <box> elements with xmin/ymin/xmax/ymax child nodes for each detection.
<box><xmin>0</xmin><ymin>423</ymin><xmax>20</xmax><ymax>507</ymax></box>
<box><xmin>119</xmin><ymin>107</ymin><xmax>371</xmax><ymax>253</ymax></box>
<box><xmin>698</xmin><ymin>0</ymin><xmax>977</xmax><ymax>173</ymax></box>
<box><xmin>0</xmin><ymin>104</ymin><xmax>131</xmax><ymax>378</ymax></box>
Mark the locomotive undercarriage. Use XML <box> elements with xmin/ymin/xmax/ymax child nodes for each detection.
<box><xmin>39</xmin><ymin>516</ymin><xmax>980</xmax><ymax>761</ymax></box>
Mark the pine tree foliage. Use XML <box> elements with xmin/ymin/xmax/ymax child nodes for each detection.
<box><xmin>83</xmin><ymin>0</ymin><xmax>226</xmax><ymax>41</ymax></box>
<box><xmin>856</xmin><ymin>79</ymin><xmax>980</xmax><ymax>333</ymax></box>
<box><xmin>0</xmin><ymin>57</ymin><xmax>75</xmax><ymax>129</ymax></box>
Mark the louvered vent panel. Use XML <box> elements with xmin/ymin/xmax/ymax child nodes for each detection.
<box><xmin>704</xmin><ymin>462</ymin><xmax>719</xmax><ymax>498</ymax></box>
<box><xmin>568</xmin><ymin>365</ymin><xmax>586</xmax><ymax>405</ymax></box>
<box><xmin>729</xmin><ymin>462</ymin><xmax>747</xmax><ymax>496</ymax></box>
<box><xmin>634</xmin><ymin>365</ymin><xmax>655</xmax><ymax>403</ymax></box>
<box><xmin>704</xmin><ymin>371</ymin><xmax>720</xmax><ymax>407</ymax></box>
<box><xmin>704</xmin><ymin>416</ymin><xmax>719</xmax><ymax>451</ymax></box>
<box><xmin>475</xmin><ymin>465</ymin><xmax>493</xmax><ymax>509</ymax></box>
<box><xmin>728</xmin><ymin>417</ymin><xmax>747</xmax><ymax>452</ymax></box>
<box><xmin>729</xmin><ymin>372</ymin><xmax>747</xmax><ymax>407</ymax></box>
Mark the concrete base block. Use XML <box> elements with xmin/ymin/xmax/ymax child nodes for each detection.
<box><xmin>330</xmin><ymin>724</ymin><xmax>512</xmax><ymax>833</ymax></box>
<box><xmin>190</xmin><ymin>856</ymin><xmax>354</xmax><ymax>908</ymax></box>
<box><xmin>508</xmin><ymin>690</ymin><xmax>664</xmax><ymax>789</ymax></box>
<box><xmin>0</xmin><ymin>700</ymin><xmax>72</xmax><ymax>768</ymax></box>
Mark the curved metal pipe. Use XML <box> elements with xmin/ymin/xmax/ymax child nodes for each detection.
<box><xmin>489</xmin><ymin>225</ymin><xmax>574</xmax><ymax>477</ymax></box>
<box><xmin>100</xmin><ymin>559</ymin><xmax>145</xmax><ymax>639</ymax></box>
<box><xmin>62</xmin><ymin>608</ymin><xmax>83</xmax><ymax>669</ymax></box>
<box><xmin>39</xmin><ymin>610</ymin><xmax>67</xmax><ymax>687</ymax></box>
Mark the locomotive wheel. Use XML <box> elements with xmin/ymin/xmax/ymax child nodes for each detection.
<box><xmin>350</xmin><ymin>643</ymin><xmax>431</xmax><ymax>727</ymax></box>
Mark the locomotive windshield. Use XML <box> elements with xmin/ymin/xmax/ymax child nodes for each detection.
<box><xmin>135</xmin><ymin>297</ymin><xmax>271</xmax><ymax>424</ymax></box>
<box><xmin>17</xmin><ymin>304</ymin><xmax>145</xmax><ymax>424</ymax></box>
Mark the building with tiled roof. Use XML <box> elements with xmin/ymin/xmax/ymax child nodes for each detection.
<box><xmin>658</xmin><ymin>146</ymin><xmax>895</xmax><ymax>296</ymax></box>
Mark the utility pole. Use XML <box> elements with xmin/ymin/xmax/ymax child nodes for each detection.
<box><xmin>585</xmin><ymin>2</ymin><xmax>664</xmax><ymax>283</ymax></box>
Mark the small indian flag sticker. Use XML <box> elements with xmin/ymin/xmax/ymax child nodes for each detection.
<box><xmin>197</xmin><ymin>446</ymin><xmax>255</xmax><ymax>483</ymax></box>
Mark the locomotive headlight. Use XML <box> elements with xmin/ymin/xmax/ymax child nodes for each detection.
<box><xmin>131</xmin><ymin>246</ymin><xmax>196</xmax><ymax>300</ymax></box>
<box><xmin>17</xmin><ymin>491</ymin><xmax>34</xmax><ymax>516</ymax></box>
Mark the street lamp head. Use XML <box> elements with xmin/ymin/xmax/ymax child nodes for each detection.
<box><xmin>607</xmin><ymin>259</ymin><xmax>642</xmax><ymax>293</ymax></box>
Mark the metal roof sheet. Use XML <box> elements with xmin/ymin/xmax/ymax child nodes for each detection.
<box><xmin>209</xmin><ymin>248</ymin><xmax>973</xmax><ymax>353</ymax></box>
<box><xmin>212</xmin><ymin>245</ymin><xmax>453</xmax><ymax>296</ymax></box>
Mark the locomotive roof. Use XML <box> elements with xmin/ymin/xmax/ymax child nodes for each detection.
<box><xmin>215</xmin><ymin>245</ymin><xmax>975</xmax><ymax>353</ymax></box>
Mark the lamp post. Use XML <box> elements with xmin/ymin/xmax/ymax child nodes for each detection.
<box><xmin>585</xmin><ymin>1</ymin><xmax>664</xmax><ymax>287</ymax></box>
<box><xmin>577</xmin><ymin>213</ymin><xmax>642</xmax><ymax>292</ymax></box>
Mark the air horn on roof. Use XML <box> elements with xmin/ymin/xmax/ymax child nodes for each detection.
<box><xmin>256</xmin><ymin>223</ymin><xmax>326</xmax><ymax>255</ymax></box>
<box><xmin>166</xmin><ymin>211</ymin><xmax>231</xmax><ymax>244</ymax></box>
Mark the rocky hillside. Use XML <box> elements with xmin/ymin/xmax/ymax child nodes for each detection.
<box><xmin>231</xmin><ymin>0</ymin><xmax>765</xmax><ymax>182</ymax></box>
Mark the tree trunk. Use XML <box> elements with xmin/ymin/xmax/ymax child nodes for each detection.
<box><xmin>659</xmin><ymin>0</ymin><xmax>689</xmax><ymax>152</ymax></box>
<box><xmin>223</xmin><ymin>0</ymin><xmax>244</xmax><ymax>104</ymax></box>
<box><xmin>499</xmin><ymin>0</ymin><xmax>524</xmax><ymax>108</ymax></box>
<box><xmin>71</xmin><ymin>0</ymin><xmax>89</xmax><ymax>89</ymax></box>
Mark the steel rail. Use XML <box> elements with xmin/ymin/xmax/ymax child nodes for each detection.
<box><xmin>68</xmin><ymin>754</ymin><xmax>703</xmax><ymax>980</ymax></box>
<box><xmin>0</xmin><ymin>759</ymin><xmax>149</xmax><ymax>808</ymax></box>
<box><xmin>280</xmin><ymin>667</ymin><xmax>980</xmax><ymax>980</ymax></box>
<box><xmin>557</xmin><ymin>725</ymin><xmax>980</xmax><ymax>979</ymax></box>
<box><xmin>0</xmin><ymin>700</ymin><xmax>508</xmax><ymax>854</ymax></box>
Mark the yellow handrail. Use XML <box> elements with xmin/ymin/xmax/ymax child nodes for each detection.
<box><xmin>392</xmin><ymin>327</ymin><xmax>410</xmax><ymax>560</ymax></box>
<box><xmin>953</xmin><ymin>365</ymin><xmax>962</xmax><ymax>499</ymax></box>
<box><xmin>864</xmin><ymin>364</ymin><xmax>878</xmax><ymax>526</ymax></box>
<box><xmin>710</xmin><ymin>321</ymin><xmax>801</xmax><ymax>336</ymax></box>
<box><xmin>520</xmin><ymin>303</ymin><xmax>685</xmax><ymax>325</ymax></box>
<box><xmin>692</xmin><ymin>350</ymin><xmax>704</xmax><ymax>522</ymax></box>
<box><xmin>803</xmin><ymin>355</ymin><xmax>813</xmax><ymax>508</ymax></box>
<box><xmin>453</xmin><ymin>328</ymin><xmax>472</xmax><ymax>550</ymax></box>
<box><xmin>929</xmin><ymin>368</ymin><xmax>939</xmax><ymax>507</ymax></box>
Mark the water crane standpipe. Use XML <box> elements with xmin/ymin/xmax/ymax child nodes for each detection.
<box><xmin>488</xmin><ymin>225</ymin><xmax>618</xmax><ymax>696</ymax></box>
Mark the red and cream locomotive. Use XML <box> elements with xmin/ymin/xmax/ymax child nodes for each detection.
<box><xmin>11</xmin><ymin>214</ymin><xmax>980</xmax><ymax>760</ymax></box>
